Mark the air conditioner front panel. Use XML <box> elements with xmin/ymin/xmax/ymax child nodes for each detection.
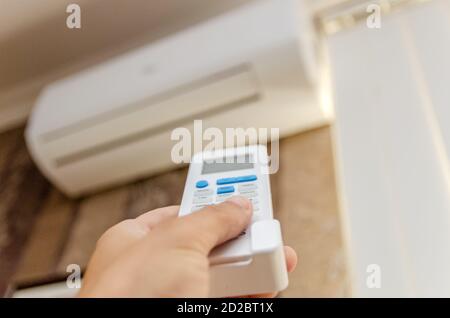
<box><xmin>28</xmin><ymin>0</ymin><xmax>311</xmax><ymax>136</ymax></box>
<box><xmin>39</xmin><ymin>65</ymin><xmax>259</xmax><ymax>164</ymax></box>
<box><xmin>26</xmin><ymin>0</ymin><xmax>325</xmax><ymax>197</ymax></box>
<box><xmin>52</xmin><ymin>91</ymin><xmax>323</xmax><ymax>196</ymax></box>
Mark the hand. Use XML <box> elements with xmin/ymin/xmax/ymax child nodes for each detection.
<box><xmin>78</xmin><ymin>196</ymin><xmax>297</xmax><ymax>297</ymax></box>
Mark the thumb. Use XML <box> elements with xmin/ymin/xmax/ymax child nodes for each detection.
<box><xmin>167</xmin><ymin>196</ymin><xmax>253</xmax><ymax>255</ymax></box>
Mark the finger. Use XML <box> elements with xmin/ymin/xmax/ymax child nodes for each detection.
<box><xmin>166</xmin><ymin>196</ymin><xmax>252</xmax><ymax>254</ymax></box>
<box><xmin>95</xmin><ymin>207</ymin><xmax>180</xmax><ymax>262</ymax></box>
<box><xmin>284</xmin><ymin>246</ymin><xmax>298</xmax><ymax>273</ymax></box>
<box><xmin>135</xmin><ymin>205</ymin><xmax>179</xmax><ymax>230</ymax></box>
<box><xmin>99</xmin><ymin>206</ymin><xmax>180</xmax><ymax>245</ymax></box>
<box><xmin>86</xmin><ymin>219</ymin><xmax>149</xmax><ymax>280</ymax></box>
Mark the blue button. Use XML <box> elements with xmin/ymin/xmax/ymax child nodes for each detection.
<box><xmin>236</xmin><ymin>175</ymin><xmax>257</xmax><ymax>183</ymax></box>
<box><xmin>196</xmin><ymin>180</ymin><xmax>209</xmax><ymax>188</ymax></box>
<box><xmin>216</xmin><ymin>175</ymin><xmax>257</xmax><ymax>185</ymax></box>
<box><xmin>216</xmin><ymin>177</ymin><xmax>238</xmax><ymax>185</ymax></box>
<box><xmin>217</xmin><ymin>186</ymin><xmax>235</xmax><ymax>194</ymax></box>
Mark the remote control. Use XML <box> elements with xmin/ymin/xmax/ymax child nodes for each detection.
<box><xmin>179</xmin><ymin>145</ymin><xmax>288</xmax><ymax>297</ymax></box>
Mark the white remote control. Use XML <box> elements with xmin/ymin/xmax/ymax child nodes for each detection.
<box><xmin>179</xmin><ymin>145</ymin><xmax>288</xmax><ymax>297</ymax></box>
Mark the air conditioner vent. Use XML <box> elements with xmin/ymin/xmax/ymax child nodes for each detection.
<box><xmin>39</xmin><ymin>65</ymin><xmax>261</xmax><ymax>166</ymax></box>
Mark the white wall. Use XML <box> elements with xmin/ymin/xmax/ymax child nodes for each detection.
<box><xmin>328</xmin><ymin>0</ymin><xmax>450</xmax><ymax>297</ymax></box>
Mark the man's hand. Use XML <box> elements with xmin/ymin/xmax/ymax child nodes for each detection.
<box><xmin>78</xmin><ymin>196</ymin><xmax>297</xmax><ymax>297</ymax></box>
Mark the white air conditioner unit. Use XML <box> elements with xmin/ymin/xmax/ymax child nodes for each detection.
<box><xmin>26</xmin><ymin>0</ymin><xmax>327</xmax><ymax>197</ymax></box>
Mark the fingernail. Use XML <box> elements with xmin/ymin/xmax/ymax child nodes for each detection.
<box><xmin>225</xmin><ymin>196</ymin><xmax>251</xmax><ymax>210</ymax></box>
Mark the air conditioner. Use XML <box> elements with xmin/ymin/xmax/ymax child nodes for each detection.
<box><xmin>26</xmin><ymin>0</ymin><xmax>327</xmax><ymax>197</ymax></box>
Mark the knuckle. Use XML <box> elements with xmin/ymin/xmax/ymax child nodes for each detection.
<box><xmin>97</xmin><ymin>219</ymin><xmax>134</xmax><ymax>245</ymax></box>
<box><xmin>201</xmin><ymin>204</ymin><xmax>221</xmax><ymax>213</ymax></box>
<box><xmin>219</xmin><ymin>200</ymin><xmax>245</xmax><ymax>212</ymax></box>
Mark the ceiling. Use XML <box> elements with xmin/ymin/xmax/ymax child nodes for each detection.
<box><xmin>0</xmin><ymin>0</ymin><xmax>63</xmax><ymax>42</ymax></box>
<box><xmin>0</xmin><ymin>0</ymin><xmax>340</xmax><ymax>42</ymax></box>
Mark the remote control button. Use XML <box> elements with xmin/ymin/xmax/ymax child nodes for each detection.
<box><xmin>215</xmin><ymin>193</ymin><xmax>233</xmax><ymax>203</ymax></box>
<box><xmin>216</xmin><ymin>175</ymin><xmax>257</xmax><ymax>185</ymax></box>
<box><xmin>217</xmin><ymin>186</ymin><xmax>235</xmax><ymax>195</ymax></box>
<box><xmin>216</xmin><ymin>177</ymin><xmax>238</xmax><ymax>185</ymax></box>
<box><xmin>193</xmin><ymin>196</ymin><xmax>213</xmax><ymax>204</ymax></box>
<box><xmin>236</xmin><ymin>175</ymin><xmax>257</xmax><ymax>183</ymax></box>
<box><xmin>191</xmin><ymin>204</ymin><xmax>209</xmax><ymax>212</ymax></box>
<box><xmin>196</xmin><ymin>180</ymin><xmax>209</xmax><ymax>188</ymax></box>
<box><xmin>194</xmin><ymin>188</ymin><xmax>214</xmax><ymax>196</ymax></box>
<box><xmin>238</xmin><ymin>183</ymin><xmax>257</xmax><ymax>191</ymax></box>
<box><xmin>239</xmin><ymin>190</ymin><xmax>258</xmax><ymax>198</ymax></box>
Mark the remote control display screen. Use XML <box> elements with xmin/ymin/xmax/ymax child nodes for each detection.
<box><xmin>202</xmin><ymin>155</ymin><xmax>254</xmax><ymax>174</ymax></box>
